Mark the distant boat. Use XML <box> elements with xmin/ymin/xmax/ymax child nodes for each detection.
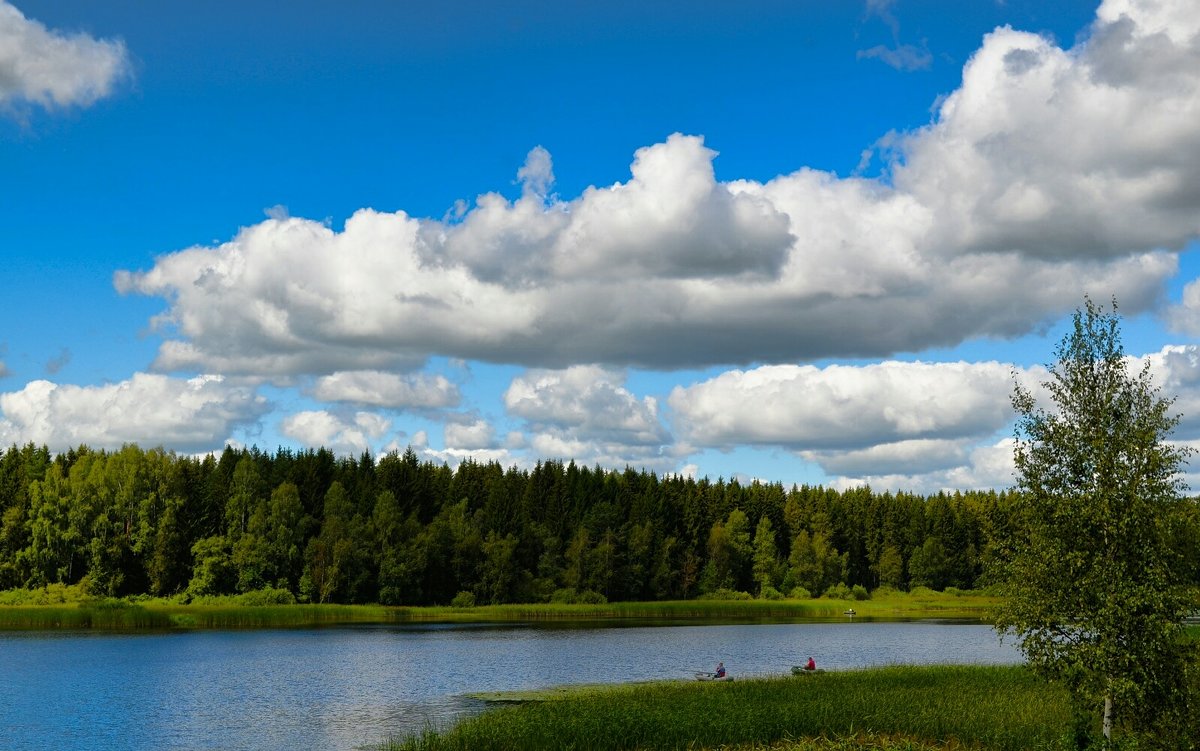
<box><xmin>695</xmin><ymin>672</ymin><xmax>734</xmax><ymax>682</ymax></box>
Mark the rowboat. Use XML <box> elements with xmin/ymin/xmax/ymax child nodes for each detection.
<box><xmin>695</xmin><ymin>672</ymin><xmax>734</xmax><ymax>681</ymax></box>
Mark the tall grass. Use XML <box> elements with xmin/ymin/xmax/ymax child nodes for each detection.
<box><xmin>385</xmin><ymin>665</ymin><xmax>1070</xmax><ymax>751</ymax></box>
<box><xmin>0</xmin><ymin>589</ymin><xmax>999</xmax><ymax>630</ymax></box>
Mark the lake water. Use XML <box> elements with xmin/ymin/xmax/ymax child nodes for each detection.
<box><xmin>0</xmin><ymin>621</ymin><xmax>1020</xmax><ymax>751</ymax></box>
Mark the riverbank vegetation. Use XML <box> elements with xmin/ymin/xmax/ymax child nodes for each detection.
<box><xmin>385</xmin><ymin>665</ymin><xmax>1074</xmax><ymax>751</ymax></box>
<box><xmin>0</xmin><ymin>581</ymin><xmax>997</xmax><ymax>630</ymax></box>
<box><xmin>7</xmin><ymin>440</ymin><xmax>1195</xmax><ymax>608</ymax></box>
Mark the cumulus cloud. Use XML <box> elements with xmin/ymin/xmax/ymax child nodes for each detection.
<box><xmin>670</xmin><ymin>361</ymin><xmax>1034</xmax><ymax>452</ymax></box>
<box><xmin>503</xmin><ymin>365</ymin><xmax>675</xmax><ymax>471</ymax></box>
<box><xmin>444</xmin><ymin>417</ymin><xmax>495</xmax><ymax>450</ymax></box>
<box><xmin>668</xmin><ymin>360</ymin><xmax>1049</xmax><ymax>486</ymax></box>
<box><xmin>0</xmin><ymin>373</ymin><xmax>268</xmax><ymax>453</ymax></box>
<box><xmin>312</xmin><ymin>370</ymin><xmax>460</xmax><ymax>409</ymax></box>
<box><xmin>115</xmin><ymin>0</ymin><xmax>1198</xmax><ymax>378</ymax></box>
<box><xmin>280</xmin><ymin>409</ymin><xmax>390</xmax><ymax>456</ymax></box>
<box><xmin>0</xmin><ymin>1</ymin><xmax>130</xmax><ymax>109</ymax></box>
<box><xmin>833</xmin><ymin>439</ymin><xmax>1018</xmax><ymax>494</ymax></box>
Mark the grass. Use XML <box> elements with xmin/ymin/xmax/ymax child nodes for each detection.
<box><xmin>0</xmin><ymin>588</ymin><xmax>1000</xmax><ymax>630</ymax></box>
<box><xmin>384</xmin><ymin>665</ymin><xmax>1071</xmax><ymax>751</ymax></box>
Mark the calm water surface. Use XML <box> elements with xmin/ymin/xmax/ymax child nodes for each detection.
<box><xmin>0</xmin><ymin>621</ymin><xmax>1020</xmax><ymax>751</ymax></box>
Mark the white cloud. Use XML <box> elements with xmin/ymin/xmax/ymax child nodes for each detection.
<box><xmin>312</xmin><ymin>370</ymin><xmax>460</xmax><ymax>409</ymax></box>
<box><xmin>0</xmin><ymin>1</ymin><xmax>129</xmax><ymax>109</ymax></box>
<box><xmin>858</xmin><ymin>43</ymin><xmax>932</xmax><ymax>71</ymax></box>
<box><xmin>502</xmin><ymin>366</ymin><xmax>676</xmax><ymax>472</ymax></box>
<box><xmin>0</xmin><ymin>373</ymin><xmax>267</xmax><ymax>453</ymax></box>
<box><xmin>894</xmin><ymin>5</ymin><xmax>1200</xmax><ymax>260</ymax></box>
<box><xmin>280</xmin><ymin>409</ymin><xmax>391</xmax><ymax>456</ymax></box>
<box><xmin>114</xmin><ymin>0</ymin><xmax>1198</xmax><ymax>380</ymax></box>
<box><xmin>505</xmin><ymin>365</ymin><xmax>669</xmax><ymax>445</ymax></box>
<box><xmin>670</xmin><ymin>361</ymin><xmax>1031</xmax><ymax>452</ymax></box>
<box><xmin>833</xmin><ymin>439</ymin><xmax>1018</xmax><ymax>494</ymax></box>
<box><xmin>444</xmin><ymin>417</ymin><xmax>495</xmax><ymax>450</ymax></box>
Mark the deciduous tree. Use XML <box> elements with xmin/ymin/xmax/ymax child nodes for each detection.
<box><xmin>996</xmin><ymin>299</ymin><xmax>1196</xmax><ymax>745</ymax></box>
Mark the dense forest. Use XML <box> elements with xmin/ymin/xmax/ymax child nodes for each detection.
<box><xmin>1</xmin><ymin>442</ymin><xmax>1197</xmax><ymax>605</ymax></box>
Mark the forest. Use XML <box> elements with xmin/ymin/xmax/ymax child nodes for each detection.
<box><xmin>1</xmin><ymin>442</ymin><xmax>1197</xmax><ymax>605</ymax></box>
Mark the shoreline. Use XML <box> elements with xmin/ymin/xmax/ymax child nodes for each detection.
<box><xmin>0</xmin><ymin>591</ymin><xmax>1000</xmax><ymax>630</ymax></box>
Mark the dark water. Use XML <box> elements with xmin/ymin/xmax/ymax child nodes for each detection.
<box><xmin>0</xmin><ymin>621</ymin><xmax>1020</xmax><ymax>751</ymax></box>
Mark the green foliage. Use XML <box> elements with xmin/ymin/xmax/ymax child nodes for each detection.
<box><xmin>851</xmin><ymin>584</ymin><xmax>870</xmax><ymax>601</ymax></box>
<box><xmin>450</xmin><ymin>590</ymin><xmax>476</xmax><ymax>608</ymax></box>
<box><xmin>788</xmin><ymin>586</ymin><xmax>813</xmax><ymax>600</ymax></box>
<box><xmin>823</xmin><ymin>583</ymin><xmax>853</xmax><ymax>600</ymax></box>
<box><xmin>385</xmin><ymin>665</ymin><xmax>1072</xmax><ymax>751</ymax></box>
<box><xmin>996</xmin><ymin>299</ymin><xmax>1197</xmax><ymax>746</ymax></box>
<box><xmin>0</xmin><ymin>435</ymin><xmax>1190</xmax><ymax>613</ymax></box>
<box><xmin>697</xmin><ymin>588</ymin><xmax>753</xmax><ymax>601</ymax></box>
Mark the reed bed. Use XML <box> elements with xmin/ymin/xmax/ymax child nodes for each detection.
<box><xmin>0</xmin><ymin>591</ymin><xmax>999</xmax><ymax>630</ymax></box>
<box><xmin>385</xmin><ymin>665</ymin><xmax>1070</xmax><ymax>751</ymax></box>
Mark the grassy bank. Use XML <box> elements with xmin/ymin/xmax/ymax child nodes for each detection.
<box><xmin>0</xmin><ymin>585</ymin><xmax>998</xmax><ymax>630</ymax></box>
<box><xmin>385</xmin><ymin>665</ymin><xmax>1070</xmax><ymax>751</ymax></box>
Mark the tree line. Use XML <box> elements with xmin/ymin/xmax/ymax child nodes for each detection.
<box><xmin>0</xmin><ymin>441</ymin><xmax>1196</xmax><ymax>604</ymax></box>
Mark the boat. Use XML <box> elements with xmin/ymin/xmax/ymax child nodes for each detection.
<box><xmin>695</xmin><ymin>672</ymin><xmax>734</xmax><ymax>681</ymax></box>
<box><xmin>791</xmin><ymin>666</ymin><xmax>826</xmax><ymax>676</ymax></box>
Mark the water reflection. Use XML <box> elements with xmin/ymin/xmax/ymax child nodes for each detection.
<box><xmin>0</xmin><ymin>621</ymin><xmax>1019</xmax><ymax>751</ymax></box>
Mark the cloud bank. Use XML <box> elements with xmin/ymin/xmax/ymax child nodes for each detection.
<box><xmin>0</xmin><ymin>374</ymin><xmax>267</xmax><ymax>453</ymax></box>
<box><xmin>117</xmin><ymin>0</ymin><xmax>1199</xmax><ymax>380</ymax></box>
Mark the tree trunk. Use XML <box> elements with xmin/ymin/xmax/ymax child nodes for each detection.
<box><xmin>1103</xmin><ymin>692</ymin><xmax>1113</xmax><ymax>741</ymax></box>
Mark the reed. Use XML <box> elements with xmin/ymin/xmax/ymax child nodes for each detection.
<box><xmin>384</xmin><ymin>665</ymin><xmax>1071</xmax><ymax>751</ymax></box>
<box><xmin>0</xmin><ymin>589</ymin><xmax>1000</xmax><ymax>631</ymax></box>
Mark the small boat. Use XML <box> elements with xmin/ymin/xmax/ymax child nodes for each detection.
<box><xmin>791</xmin><ymin>666</ymin><xmax>825</xmax><ymax>676</ymax></box>
<box><xmin>695</xmin><ymin>672</ymin><xmax>734</xmax><ymax>682</ymax></box>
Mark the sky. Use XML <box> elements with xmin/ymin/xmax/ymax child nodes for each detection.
<box><xmin>2</xmin><ymin>0</ymin><xmax>1200</xmax><ymax>493</ymax></box>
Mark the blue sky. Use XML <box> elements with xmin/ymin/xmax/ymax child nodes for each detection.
<box><xmin>2</xmin><ymin>0</ymin><xmax>1200</xmax><ymax>492</ymax></box>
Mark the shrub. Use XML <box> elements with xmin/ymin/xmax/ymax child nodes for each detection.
<box><xmin>822</xmin><ymin>583</ymin><xmax>853</xmax><ymax>600</ymax></box>
<box><xmin>788</xmin><ymin>586</ymin><xmax>812</xmax><ymax>600</ymax></box>
<box><xmin>851</xmin><ymin>584</ymin><xmax>871</xmax><ymax>601</ymax></box>
<box><xmin>236</xmin><ymin>587</ymin><xmax>297</xmax><ymax>606</ymax></box>
<box><xmin>944</xmin><ymin>587</ymin><xmax>963</xmax><ymax>597</ymax></box>
<box><xmin>759</xmin><ymin>585</ymin><xmax>783</xmax><ymax>601</ymax></box>
<box><xmin>450</xmin><ymin>591</ymin><xmax>476</xmax><ymax>608</ymax></box>
<box><xmin>549</xmin><ymin>588</ymin><xmax>608</xmax><ymax>604</ymax></box>
<box><xmin>908</xmin><ymin>586</ymin><xmax>936</xmax><ymax>597</ymax></box>
<box><xmin>697</xmin><ymin>588</ymin><xmax>753</xmax><ymax>601</ymax></box>
<box><xmin>871</xmin><ymin>585</ymin><xmax>899</xmax><ymax>599</ymax></box>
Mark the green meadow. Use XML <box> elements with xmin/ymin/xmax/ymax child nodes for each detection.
<box><xmin>386</xmin><ymin>665</ymin><xmax>1072</xmax><ymax>751</ymax></box>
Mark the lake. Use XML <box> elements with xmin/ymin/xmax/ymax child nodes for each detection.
<box><xmin>0</xmin><ymin>621</ymin><xmax>1020</xmax><ymax>751</ymax></box>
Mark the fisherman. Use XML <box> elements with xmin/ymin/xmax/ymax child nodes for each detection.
<box><xmin>715</xmin><ymin>661</ymin><xmax>726</xmax><ymax>678</ymax></box>
<box><xmin>803</xmin><ymin>656</ymin><xmax>816</xmax><ymax>671</ymax></box>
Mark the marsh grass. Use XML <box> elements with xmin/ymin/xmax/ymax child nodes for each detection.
<box><xmin>0</xmin><ymin>590</ymin><xmax>999</xmax><ymax>630</ymax></box>
<box><xmin>385</xmin><ymin>665</ymin><xmax>1070</xmax><ymax>751</ymax></box>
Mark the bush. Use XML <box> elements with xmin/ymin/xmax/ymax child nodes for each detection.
<box><xmin>788</xmin><ymin>586</ymin><xmax>812</xmax><ymax>600</ymax></box>
<box><xmin>851</xmin><ymin>584</ymin><xmax>871</xmax><ymax>601</ymax></box>
<box><xmin>450</xmin><ymin>591</ymin><xmax>476</xmax><ymax>608</ymax></box>
<box><xmin>548</xmin><ymin>588</ymin><xmax>607</xmax><ymax>605</ymax></box>
<box><xmin>871</xmin><ymin>585</ymin><xmax>899</xmax><ymax>599</ymax></box>
<box><xmin>822</xmin><ymin>583</ymin><xmax>853</xmax><ymax>600</ymax></box>
<box><xmin>908</xmin><ymin>586</ymin><xmax>937</xmax><ymax>597</ymax></box>
<box><xmin>236</xmin><ymin>587</ymin><xmax>296</xmax><ymax>606</ymax></box>
<box><xmin>944</xmin><ymin>587</ymin><xmax>963</xmax><ymax>597</ymax></box>
<box><xmin>697</xmin><ymin>588</ymin><xmax>753</xmax><ymax>601</ymax></box>
<box><xmin>759</xmin><ymin>585</ymin><xmax>783</xmax><ymax>600</ymax></box>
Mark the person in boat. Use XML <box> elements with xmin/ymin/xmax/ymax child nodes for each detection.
<box><xmin>715</xmin><ymin>661</ymin><xmax>726</xmax><ymax>678</ymax></box>
<box><xmin>803</xmin><ymin>657</ymin><xmax>816</xmax><ymax>671</ymax></box>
